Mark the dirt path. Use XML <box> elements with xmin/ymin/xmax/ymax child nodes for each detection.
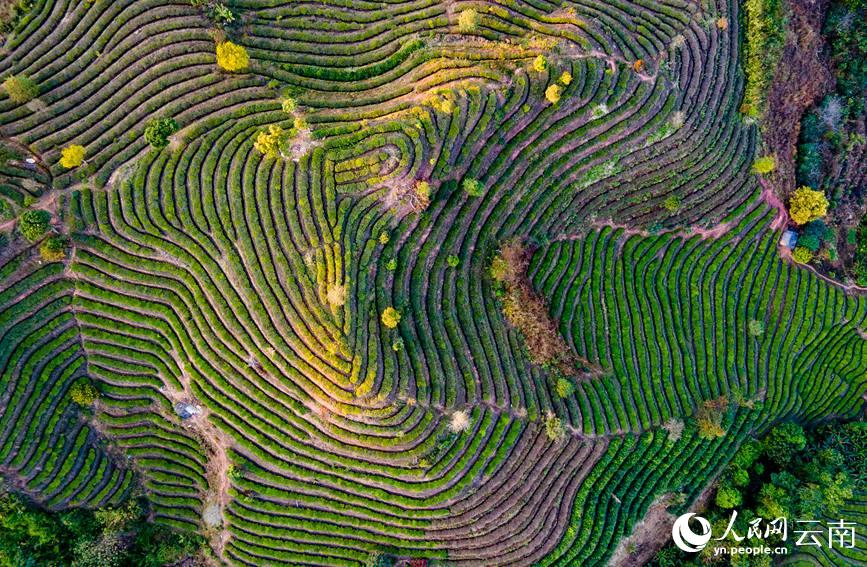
<box><xmin>607</xmin><ymin>481</ymin><xmax>718</xmax><ymax>567</ymax></box>
<box><xmin>161</xmin><ymin>386</ymin><xmax>234</xmax><ymax>561</ymax></box>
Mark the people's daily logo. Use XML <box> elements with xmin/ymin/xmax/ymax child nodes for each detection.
<box><xmin>672</xmin><ymin>513</ymin><xmax>713</xmax><ymax>552</ymax></box>
<box><xmin>672</xmin><ymin>511</ymin><xmax>858</xmax><ymax>558</ymax></box>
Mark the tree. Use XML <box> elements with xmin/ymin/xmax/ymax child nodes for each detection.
<box><xmin>545</xmin><ymin>84</ymin><xmax>562</xmax><ymax>104</ymax></box>
<box><xmin>555</xmin><ymin>378</ymin><xmax>573</xmax><ymax>398</ymax></box>
<box><xmin>216</xmin><ymin>41</ymin><xmax>249</xmax><ymax>71</ymax></box>
<box><xmin>69</xmin><ymin>379</ymin><xmax>98</xmax><ymax>406</ymax></box>
<box><xmin>60</xmin><ymin>144</ymin><xmax>86</xmax><ymax>168</ymax></box>
<box><xmin>462</xmin><ymin>177</ymin><xmax>485</xmax><ymax>197</ymax></box>
<box><xmin>143</xmin><ymin>117</ymin><xmax>178</xmax><ymax>149</ymax></box>
<box><xmin>788</xmin><ymin>186</ymin><xmax>829</xmax><ymax>225</ymax></box>
<box><xmin>39</xmin><ymin>235</ymin><xmax>68</xmax><ymax>261</ymax></box>
<box><xmin>18</xmin><ymin>210</ymin><xmax>50</xmax><ymax>242</ymax></box>
<box><xmin>446</xmin><ymin>254</ymin><xmax>459</xmax><ymax>268</ymax></box>
<box><xmin>715</xmin><ymin>484</ymin><xmax>742</xmax><ymax>508</ymax></box>
<box><xmin>253</xmin><ymin>125</ymin><xmax>284</xmax><ymax>158</ymax></box>
<box><xmin>532</xmin><ymin>54</ymin><xmax>548</xmax><ymax>73</ymax></box>
<box><xmin>695</xmin><ymin>397</ymin><xmax>728</xmax><ymax>439</ymax></box>
<box><xmin>212</xmin><ymin>2</ymin><xmax>234</xmax><ymax>25</ymax></box>
<box><xmin>762</xmin><ymin>422</ymin><xmax>806</xmax><ymax>466</ymax></box>
<box><xmin>545</xmin><ymin>413</ymin><xmax>564</xmax><ymax>441</ymax></box>
<box><xmin>792</xmin><ymin>246</ymin><xmax>814</xmax><ymax>264</ymax></box>
<box><xmin>3</xmin><ymin>75</ymin><xmax>38</xmax><ymax>104</ymax></box>
<box><xmin>663</xmin><ymin>195</ymin><xmax>681</xmax><ymax>212</ymax></box>
<box><xmin>281</xmin><ymin>98</ymin><xmax>297</xmax><ymax>113</ymax></box>
<box><xmin>751</xmin><ymin>155</ymin><xmax>776</xmax><ymax>174</ymax></box>
<box><xmin>559</xmin><ymin>71</ymin><xmax>572</xmax><ymax>85</ymax></box>
<box><xmin>381</xmin><ymin>307</ymin><xmax>400</xmax><ymax>328</ymax></box>
<box><xmin>458</xmin><ymin>8</ymin><xmax>477</xmax><ymax>32</ymax></box>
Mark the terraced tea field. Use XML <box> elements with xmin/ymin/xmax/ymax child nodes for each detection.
<box><xmin>0</xmin><ymin>0</ymin><xmax>864</xmax><ymax>565</ymax></box>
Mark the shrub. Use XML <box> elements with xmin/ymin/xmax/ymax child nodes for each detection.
<box><xmin>532</xmin><ymin>54</ymin><xmax>547</xmax><ymax>73</ymax></box>
<box><xmin>792</xmin><ymin>246</ymin><xmax>813</xmax><ymax>263</ymax></box>
<box><xmin>69</xmin><ymin>380</ymin><xmax>98</xmax><ymax>406</ymax></box>
<box><xmin>751</xmin><ymin>155</ymin><xmax>776</xmax><ymax>174</ymax></box>
<box><xmin>381</xmin><ymin>307</ymin><xmax>400</xmax><ymax>328</ymax></box>
<box><xmin>143</xmin><ymin>118</ymin><xmax>178</xmax><ymax>149</ymax></box>
<box><xmin>788</xmin><ymin>186</ymin><xmax>828</xmax><ymax>225</ymax></box>
<box><xmin>457</xmin><ymin>8</ymin><xmax>477</xmax><ymax>32</ymax></box>
<box><xmin>545</xmin><ymin>84</ymin><xmax>562</xmax><ymax>104</ymax></box>
<box><xmin>216</xmin><ymin>41</ymin><xmax>249</xmax><ymax>71</ymax></box>
<box><xmin>18</xmin><ymin>210</ymin><xmax>50</xmax><ymax>242</ymax></box>
<box><xmin>60</xmin><ymin>144</ymin><xmax>86</xmax><ymax>168</ymax></box>
<box><xmin>555</xmin><ymin>378</ymin><xmax>573</xmax><ymax>398</ymax></box>
<box><xmin>462</xmin><ymin>178</ymin><xmax>485</xmax><ymax>197</ymax></box>
<box><xmin>3</xmin><ymin>75</ymin><xmax>38</xmax><ymax>104</ymax></box>
<box><xmin>39</xmin><ymin>236</ymin><xmax>68</xmax><ymax>261</ymax></box>
<box><xmin>254</xmin><ymin>125</ymin><xmax>284</xmax><ymax>158</ymax></box>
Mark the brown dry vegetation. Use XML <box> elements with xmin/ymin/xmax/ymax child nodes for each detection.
<box><xmin>763</xmin><ymin>0</ymin><xmax>833</xmax><ymax>195</ymax></box>
<box><xmin>491</xmin><ymin>240</ymin><xmax>578</xmax><ymax>375</ymax></box>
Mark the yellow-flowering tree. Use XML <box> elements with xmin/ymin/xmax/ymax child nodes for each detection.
<box><xmin>751</xmin><ymin>155</ymin><xmax>776</xmax><ymax>174</ymax></box>
<box><xmin>381</xmin><ymin>307</ymin><xmax>401</xmax><ymax>328</ymax></box>
<box><xmin>532</xmin><ymin>54</ymin><xmax>547</xmax><ymax>73</ymax></box>
<box><xmin>254</xmin><ymin>125</ymin><xmax>284</xmax><ymax>158</ymax></box>
<box><xmin>545</xmin><ymin>84</ymin><xmax>562</xmax><ymax>104</ymax></box>
<box><xmin>559</xmin><ymin>71</ymin><xmax>572</xmax><ymax>85</ymax></box>
<box><xmin>216</xmin><ymin>41</ymin><xmax>249</xmax><ymax>71</ymax></box>
<box><xmin>60</xmin><ymin>144</ymin><xmax>85</xmax><ymax>168</ymax></box>
<box><xmin>788</xmin><ymin>186</ymin><xmax>828</xmax><ymax>225</ymax></box>
<box><xmin>458</xmin><ymin>8</ymin><xmax>477</xmax><ymax>32</ymax></box>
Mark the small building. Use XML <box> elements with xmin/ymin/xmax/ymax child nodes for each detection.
<box><xmin>175</xmin><ymin>402</ymin><xmax>202</xmax><ymax>420</ymax></box>
<box><xmin>780</xmin><ymin>230</ymin><xmax>798</xmax><ymax>249</ymax></box>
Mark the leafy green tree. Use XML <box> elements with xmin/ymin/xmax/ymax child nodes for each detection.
<box><xmin>762</xmin><ymin>422</ymin><xmax>806</xmax><ymax>466</ymax></box>
<box><xmin>144</xmin><ymin>117</ymin><xmax>178</xmax><ymax>149</ymax></box>
<box><xmin>715</xmin><ymin>484</ymin><xmax>742</xmax><ymax>508</ymax></box>
<box><xmin>18</xmin><ymin>209</ymin><xmax>50</xmax><ymax>242</ymax></box>
<box><xmin>462</xmin><ymin>177</ymin><xmax>485</xmax><ymax>197</ymax></box>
